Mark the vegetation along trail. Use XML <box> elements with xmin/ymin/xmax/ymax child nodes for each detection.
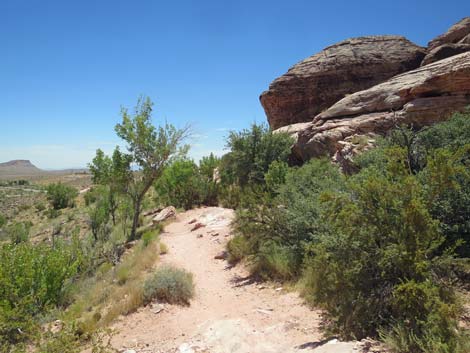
<box><xmin>110</xmin><ymin>207</ymin><xmax>361</xmax><ymax>353</ymax></box>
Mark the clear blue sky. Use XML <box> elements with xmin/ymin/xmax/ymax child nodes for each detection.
<box><xmin>1</xmin><ymin>0</ymin><xmax>468</xmax><ymax>169</ymax></box>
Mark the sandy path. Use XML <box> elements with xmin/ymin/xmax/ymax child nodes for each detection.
<box><xmin>111</xmin><ymin>207</ymin><xmax>361</xmax><ymax>353</ymax></box>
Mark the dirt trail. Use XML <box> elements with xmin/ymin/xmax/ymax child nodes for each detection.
<box><xmin>111</xmin><ymin>207</ymin><xmax>364</xmax><ymax>353</ymax></box>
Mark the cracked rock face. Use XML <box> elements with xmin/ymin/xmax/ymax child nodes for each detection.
<box><xmin>263</xmin><ymin>18</ymin><xmax>470</xmax><ymax>165</ymax></box>
<box><xmin>260</xmin><ymin>36</ymin><xmax>426</xmax><ymax>130</ymax></box>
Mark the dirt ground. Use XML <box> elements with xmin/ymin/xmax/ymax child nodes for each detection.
<box><xmin>110</xmin><ymin>207</ymin><xmax>382</xmax><ymax>353</ymax></box>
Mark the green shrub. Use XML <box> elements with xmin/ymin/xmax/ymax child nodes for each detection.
<box><xmin>46</xmin><ymin>183</ymin><xmax>78</xmax><ymax>210</ymax></box>
<box><xmin>5</xmin><ymin>221</ymin><xmax>31</xmax><ymax>244</ymax></box>
<box><xmin>264</xmin><ymin>160</ymin><xmax>289</xmax><ymax>194</ymax></box>
<box><xmin>46</xmin><ymin>208</ymin><xmax>61</xmax><ymax>219</ymax></box>
<box><xmin>141</xmin><ymin>230</ymin><xmax>157</xmax><ymax>247</ymax></box>
<box><xmin>0</xmin><ymin>241</ymin><xmax>82</xmax><ymax>345</ymax></box>
<box><xmin>143</xmin><ymin>265</ymin><xmax>194</xmax><ymax>305</ymax></box>
<box><xmin>251</xmin><ymin>242</ymin><xmax>297</xmax><ymax>280</ymax></box>
<box><xmin>0</xmin><ymin>214</ymin><xmax>6</xmax><ymax>228</ymax></box>
<box><xmin>219</xmin><ymin>184</ymin><xmax>243</xmax><ymax>209</ymax></box>
<box><xmin>301</xmin><ymin>158</ymin><xmax>460</xmax><ymax>346</ymax></box>
<box><xmin>226</xmin><ymin>235</ymin><xmax>250</xmax><ymax>264</ymax></box>
<box><xmin>232</xmin><ymin>159</ymin><xmax>344</xmax><ymax>280</ymax></box>
<box><xmin>88</xmin><ymin>194</ymin><xmax>111</xmax><ymax>242</ymax></box>
<box><xmin>35</xmin><ymin>202</ymin><xmax>46</xmax><ymax>212</ymax></box>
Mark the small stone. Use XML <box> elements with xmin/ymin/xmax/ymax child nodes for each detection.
<box><xmin>275</xmin><ymin>287</ymin><xmax>283</xmax><ymax>291</ymax></box>
<box><xmin>178</xmin><ymin>343</ymin><xmax>195</xmax><ymax>353</ymax></box>
<box><xmin>255</xmin><ymin>308</ymin><xmax>273</xmax><ymax>315</ymax></box>
<box><xmin>191</xmin><ymin>222</ymin><xmax>205</xmax><ymax>231</ymax></box>
<box><xmin>196</xmin><ymin>233</ymin><xmax>203</xmax><ymax>238</ymax></box>
<box><xmin>151</xmin><ymin>303</ymin><xmax>164</xmax><ymax>314</ymax></box>
<box><xmin>188</xmin><ymin>218</ymin><xmax>197</xmax><ymax>224</ymax></box>
<box><xmin>214</xmin><ymin>251</ymin><xmax>227</xmax><ymax>260</ymax></box>
<box><xmin>210</xmin><ymin>232</ymin><xmax>219</xmax><ymax>237</ymax></box>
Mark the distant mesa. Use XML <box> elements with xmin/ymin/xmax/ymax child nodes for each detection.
<box><xmin>0</xmin><ymin>159</ymin><xmax>88</xmax><ymax>178</ymax></box>
<box><xmin>260</xmin><ymin>17</ymin><xmax>470</xmax><ymax>167</ymax></box>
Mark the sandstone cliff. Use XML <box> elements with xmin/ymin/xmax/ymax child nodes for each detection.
<box><xmin>261</xmin><ymin>18</ymin><xmax>470</xmax><ymax>165</ymax></box>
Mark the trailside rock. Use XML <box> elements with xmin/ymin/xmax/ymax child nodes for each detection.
<box><xmin>283</xmin><ymin>52</ymin><xmax>470</xmax><ymax>162</ymax></box>
<box><xmin>428</xmin><ymin>17</ymin><xmax>470</xmax><ymax>50</ymax></box>
<box><xmin>260</xmin><ymin>36</ymin><xmax>425</xmax><ymax>129</ymax></box>
<box><xmin>421</xmin><ymin>43</ymin><xmax>470</xmax><ymax>66</ymax></box>
<box><xmin>152</xmin><ymin>206</ymin><xmax>176</xmax><ymax>224</ymax></box>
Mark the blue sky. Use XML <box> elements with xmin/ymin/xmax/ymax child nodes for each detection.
<box><xmin>0</xmin><ymin>0</ymin><xmax>469</xmax><ymax>169</ymax></box>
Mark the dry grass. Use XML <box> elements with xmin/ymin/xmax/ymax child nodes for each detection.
<box><xmin>64</xmin><ymin>234</ymin><xmax>162</xmax><ymax>334</ymax></box>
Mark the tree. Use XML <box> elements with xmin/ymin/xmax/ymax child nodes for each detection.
<box><xmin>88</xmin><ymin>147</ymin><xmax>132</xmax><ymax>225</ymax></box>
<box><xmin>220</xmin><ymin>123</ymin><xmax>293</xmax><ymax>187</ymax></box>
<box><xmin>154</xmin><ymin>159</ymin><xmax>202</xmax><ymax>210</ymax></box>
<box><xmin>115</xmin><ymin>96</ymin><xmax>188</xmax><ymax>241</ymax></box>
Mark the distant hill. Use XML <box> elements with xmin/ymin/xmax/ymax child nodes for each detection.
<box><xmin>0</xmin><ymin>160</ymin><xmax>43</xmax><ymax>176</ymax></box>
<box><xmin>0</xmin><ymin>160</ymin><xmax>88</xmax><ymax>178</ymax></box>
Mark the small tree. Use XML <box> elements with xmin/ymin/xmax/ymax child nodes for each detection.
<box><xmin>89</xmin><ymin>147</ymin><xmax>132</xmax><ymax>225</ymax></box>
<box><xmin>115</xmin><ymin>96</ymin><xmax>188</xmax><ymax>241</ymax></box>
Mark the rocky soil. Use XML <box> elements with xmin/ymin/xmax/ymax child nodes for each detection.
<box><xmin>110</xmin><ymin>207</ymin><xmax>386</xmax><ymax>353</ymax></box>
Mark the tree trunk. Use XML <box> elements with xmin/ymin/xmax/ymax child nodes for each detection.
<box><xmin>129</xmin><ymin>199</ymin><xmax>141</xmax><ymax>241</ymax></box>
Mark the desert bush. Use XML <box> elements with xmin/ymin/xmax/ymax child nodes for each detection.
<box><xmin>264</xmin><ymin>160</ymin><xmax>289</xmax><ymax>194</ymax></box>
<box><xmin>141</xmin><ymin>229</ymin><xmax>157</xmax><ymax>247</ymax></box>
<box><xmin>5</xmin><ymin>221</ymin><xmax>31</xmax><ymax>244</ymax></box>
<box><xmin>159</xmin><ymin>242</ymin><xmax>168</xmax><ymax>254</ymax></box>
<box><xmin>300</xmin><ymin>156</ymin><xmax>462</xmax><ymax>349</ymax></box>
<box><xmin>231</xmin><ymin>158</ymin><xmax>344</xmax><ymax>279</ymax></box>
<box><xmin>419</xmin><ymin>146</ymin><xmax>470</xmax><ymax>257</ymax></box>
<box><xmin>250</xmin><ymin>241</ymin><xmax>298</xmax><ymax>280</ymax></box>
<box><xmin>219</xmin><ymin>184</ymin><xmax>243</xmax><ymax>209</ymax></box>
<box><xmin>46</xmin><ymin>183</ymin><xmax>78</xmax><ymax>209</ymax></box>
<box><xmin>226</xmin><ymin>235</ymin><xmax>250</xmax><ymax>264</ymax></box>
<box><xmin>35</xmin><ymin>202</ymin><xmax>46</xmax><ymax>212</ymax></box>
<box><xmin>143</xmin><ymin>265</ymin><xmax>194</xmax><ymax>305</ymax></box>
<box><xmin>46</xmin><ymin>208</ymin><xmax>61</xmax><ymax>219</ymax></box>
<box><xmin>88</xmin><ymin>192</ymin><xmax>111</xmax><ymax>242</ymax></box>
<box><xmin>0</xmin><ymin>240</ymin><xmax>82</xmax><ymax>345</ymax></box>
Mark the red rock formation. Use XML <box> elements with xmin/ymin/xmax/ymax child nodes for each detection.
<box><xmin>260</xmin><ymin>36</ymin><xmax>425</xmax><ymax>129</ymax></box>
<box><xmin>262</xmin><ymin>18</ymin><xmax>470</xmax><ymax>165</ymax></box>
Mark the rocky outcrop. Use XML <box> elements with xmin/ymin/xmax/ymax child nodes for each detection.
<box><xmin>260</xmin><ymin>36</ymin><xmax>426</xmax><ymax>129</ymax></box>
<box><xmin>152</xmin><ymin>206</ymin><xmax>176</xmax><ymax>224</ymax></box>
<box><xmin>284</xmin><ymin>52</ymin><xmax>470</xmax><ymax>162</ymax></box>
<box><xmin>421</xmin><ymin>43</ymin><xmax>470</xmax><ymax>66</ymax></box>
<box><xmin>428</xmin><ymin>17</ymin><xmax>470</xmax><ymax>49</ymax></box>
<box><xmin>263</xmin><ymin>18</ymin><xmax>470</xmax><ymax>165</ymax></box>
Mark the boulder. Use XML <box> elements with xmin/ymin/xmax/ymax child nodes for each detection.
<box><xmin>421</xmin><ymin>43</ymin><xmax>470</xmax><ymax>66</ymax></box>
<box><xmin>428</xmin><ymin>17</ymin><xmax>470</xmax><ymax>50</ymax></box>
<box><xmin>152</xmin><ymin>206</ymin><xmax>176</xmax><ymax>224</ymax></box>
<box><xmin>282</xmin><ymin>52</ymin><xmax>470</xmax><ymax>162</ymax></box>
<box><xmin>260</xmin><ymin>36</ymin><xmax>425</xmax><ymax>129</ymax></box>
